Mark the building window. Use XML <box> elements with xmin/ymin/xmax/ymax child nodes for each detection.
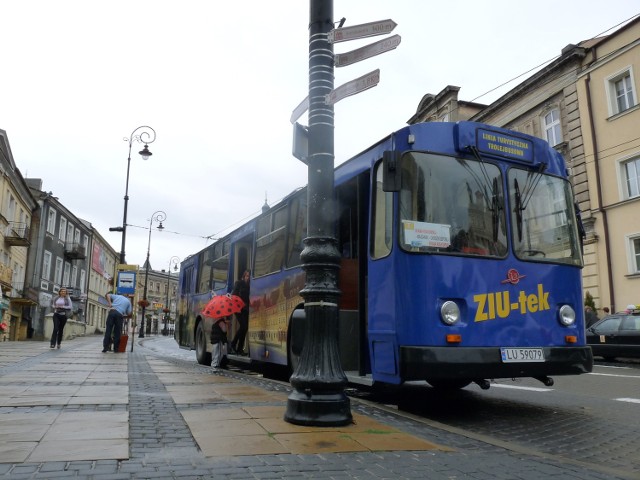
<box><xmin>43</xmin><ymin>251</ymin><xmax>52</xmax><ymax>281</ymax></box>
<box><xmin>63</xmin><ymin>262</ymin><xmax>71</xmax><ymax>286</ymax></box>
<box><xmin>607</xmin><ymin>68</ymin><xmax>636</xmax><ymax>115</ymax></box>
<box><xmin>629</xmin><ymin>235</ymin><xmax>640</xmax><ymax>274</ymax></box>
<box><xmin>6</xmin><ymin>194</ymin><xmax>16</xmax><ymax>222</ymax></box>
<box><xmin>59</xmin><ymin>217</ymin><xmax>67</xmax><ymax>242</ymax></box>
<box><xmin>543</xmin><ymin>109</ymin><xmax>562</xmax><ymax>146</ymax></box>
<box><xmin>623</xmin><ymin>156</ymin><xmax>640</xmax><ymax>199</ymax></box>
<box><xmin>71</xmin><ymin>266</ymin><xmax>78</xmax><ymax>288</ymax></box>
<box><xmin>47</xmin><ymin>208</ymin><xmax>57</xmax><ymax>234</ymax></box>
<box><xmin>54</xmin><ymin>257</ymin><xmax>63</xmax><ymax>285</ymax></box>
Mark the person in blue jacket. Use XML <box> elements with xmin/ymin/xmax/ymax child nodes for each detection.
<box><xmin>102</xmin><ymin>292</ymin><xmax>132</xmax><ymax>353</ymax></box>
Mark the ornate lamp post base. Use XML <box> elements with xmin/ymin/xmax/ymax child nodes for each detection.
<box><xmin>285</xmin><ymin>390</ymin><xmax>351</xmax><ymax>426</ymax></box>
<box><xmin>284</xmin><ymin>237</ymin><xmax>352</xmax><ymax>426</ymax></box>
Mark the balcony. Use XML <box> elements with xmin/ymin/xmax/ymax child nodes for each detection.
<box><xmin>4</xmin><ymin>222</ymin><xmax>30</xmax><ymax>246</ymax></box>
<box><xmin>7</xmin><ymin>283</ymin><xmax>38</xmax><ymax>306</ymax></box>
<box><xmin>0</xmin><ymin>263</ymin><xmax>13</xmax><ymax>289</ymax></box>
<box><xmin>64</xmin><ymin>242</ymin><xmax>86</xmax><ymax>260</ymax></box>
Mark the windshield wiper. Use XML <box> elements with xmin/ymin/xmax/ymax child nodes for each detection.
<box><xmin>464</xmin><ymin>146</ymin><xmax>503</xmax><ymax>241</ymax></box>
<box><xmin>513</xmin><ymin>163</ymin><xmax>547</xmax><ymax>242</ymax></box>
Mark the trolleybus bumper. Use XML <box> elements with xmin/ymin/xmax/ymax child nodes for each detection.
<box><xmin>400</xmin><ymin>346</ymin><xmax>593</xmax><ymax>381</ymax></box>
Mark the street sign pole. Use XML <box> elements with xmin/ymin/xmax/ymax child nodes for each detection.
<box><xmin>285</xmin><ymin>0</ymin><xmax>352</xmax><ymax>427</ymax></box>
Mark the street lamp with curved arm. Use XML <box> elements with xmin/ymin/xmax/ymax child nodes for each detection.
<box><xmin>139</xmin><ymin>210</ymin><xmax>166</xmax><ymax>339</ymax></box>
<box><xmin>164</xmin><ymin>256</ymin><xmax>180</xmax><ymax>335</ymax></box>
<box><xmin>117</xmin><ymin>126</ymin><xmax>156</xmax><ymax>265</ymax></box>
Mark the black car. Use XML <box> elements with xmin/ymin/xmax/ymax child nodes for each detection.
<box><xmin>586</xmin><ymin>309</ymin><xmax>640</xmax><ymax>360</ymax></box>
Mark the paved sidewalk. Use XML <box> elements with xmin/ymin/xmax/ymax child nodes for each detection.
<box><xmin>0</xmin><ymin>336</ymin><xmax>625</xmax><ymax>479</ymax></box>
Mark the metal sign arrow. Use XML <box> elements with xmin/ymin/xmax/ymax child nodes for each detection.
<box><xmin>334</xmin><ymin>34</ymin><xmax>401</xmax><ymax>68</ymax></box>
<box><xmin>328</xmin><ymin>19</ymin><xmax>397</xmax><ymax>43</ymax></box>
<box><xmin>290</xmin><ymin>96</ymin><xmax>309</xmax><ymax>124</ymax></box>
<box><xmin>325</xmin><ymin>69</ymin><xmax>380</xmax><ymax>106</ymax></box>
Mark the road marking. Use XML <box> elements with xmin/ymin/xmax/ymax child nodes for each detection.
<box><xmin>491</xmin><ymin>384</ymin><xmax>552</xmax><ymax>392</ymax></box>
<box><xmin>588</xmin><ymin>372</ymin><xmax>640</xmax><ymax>379</ymax></box>
<box><xmin>615</xmin><ymin>398</ymin><xmax>640</xmax><ymax>404</ymax></box>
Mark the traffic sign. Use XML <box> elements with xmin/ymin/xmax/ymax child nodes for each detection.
<box><xmin>328</xmin><ymin>19</ymin><xmax>397</xmax><ymax>43</ymax></box>
<box><xmin>325</xmin><ymin>69</ymin><xmax>380</xmax><ymax>106</ymax></box>
<box><xmin>290</xmin><ymin>96</ymin><xmax>309</xmax><ymax>124</ymax></box>
<box><xmin>334</xmin><ymin>34</ymin><xmax>401</xmax><ymax>67</ymax></box>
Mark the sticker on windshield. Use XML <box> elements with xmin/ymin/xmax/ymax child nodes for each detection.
<box><xmin>402</xmin><ymin>220</ymin><xmax>450</xmax><ymax>248</ymax></box>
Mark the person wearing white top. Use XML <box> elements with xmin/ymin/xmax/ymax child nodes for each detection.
<box><xmin>50</xmin><ymin>288</ymin><xmax>72</xmax><ymax>349</ymax></box>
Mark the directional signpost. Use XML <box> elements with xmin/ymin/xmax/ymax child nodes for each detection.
<box><xmin>334</xmin><ymin>34</ymin><xmax>401</xmax><ymax>67</ymax></box>
<box><xmin>328</xmin><ymin>18</ymin><xmax>397</xmax><ymax>43</ymax></box>
<box><xmin>291</xmin><ymin>18</ymin><xmax>400</xmax><ymax>122</ymax></box>
<box><xmin>325</xmin><ymin>69</ymin><xmax>380</xmax><ymax>105</ymax></box>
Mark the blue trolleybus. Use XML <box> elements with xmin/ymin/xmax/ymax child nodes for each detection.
<box><xmin>176</xmin><ymin>121</ymin><xmax>593</xmax><ymax>389</ymax></box>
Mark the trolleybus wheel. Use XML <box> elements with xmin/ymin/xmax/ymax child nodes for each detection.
<box><xmin>195</xmin><ymin>321</ymin><xmax>212</xmax><ymax>366</ymax></box>
<box><xmin>426</xmin><ymin>379</ymin><xmax>471</xmax><ymax>390</ymax></box>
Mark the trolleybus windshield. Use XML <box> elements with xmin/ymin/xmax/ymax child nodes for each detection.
<box><xmin>399</xmin><ymin>152</ymin><xmax>507</xmax><ymax>257</ymax></box>
<box><xmin>509</xmin><ymin>167</ymin><xmax>582</xmax><ymax>266</ymax></box>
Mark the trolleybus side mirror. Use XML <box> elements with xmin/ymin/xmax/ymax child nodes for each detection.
<box><xmin>382</xmin><ymin>150</ymin><xmax>402</xmax><ymax>192</ymax></box>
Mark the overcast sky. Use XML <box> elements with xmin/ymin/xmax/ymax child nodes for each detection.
<box><xmin>1</xmin><ymin>1</ymin><xmax>638</xmax><ymax>273</ymax></box>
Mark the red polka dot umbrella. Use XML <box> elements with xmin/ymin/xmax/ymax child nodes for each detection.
<box><xmin>201</xmin><ymin>294</ymin><xmax>245</xmax><ymax>319</ymax></box>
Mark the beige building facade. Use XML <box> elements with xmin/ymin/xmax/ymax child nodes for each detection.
<box><xmin>575</xmin><ymin>19</ymin><xmax>640</xmax><ymax>312</ymax></box>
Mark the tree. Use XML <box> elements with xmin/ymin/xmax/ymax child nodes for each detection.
<box><xmin>584</xmin><ymin>291</ymin><xmax>596</xmax><ymax>310</ymax></box>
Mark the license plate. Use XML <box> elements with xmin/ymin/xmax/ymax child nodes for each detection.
<box><xmin>500</xmin><ymin>347</ymin><xmax>545</xmax><ymax>363</ymax></box>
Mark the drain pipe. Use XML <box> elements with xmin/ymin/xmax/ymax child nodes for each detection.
<box><xmin>584</xmin><ymin>74</ymin><xmax>615</xmax><ymax>313</ymax></box>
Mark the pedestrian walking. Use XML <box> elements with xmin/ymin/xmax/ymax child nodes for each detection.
<box><xmin>102</xmin><ymin>292</ymin><xmax>132</xmax><ymax>353</ymax></box>
<box><xmin>50</xmin><ymin>288</ymin><xmax>72</xmax><ymax>349</ymax></box>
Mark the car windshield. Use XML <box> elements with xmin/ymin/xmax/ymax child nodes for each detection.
<box><xmin>591</xmin><ymin>317</ymin><xmax>623</xmax><ymax>334</ymax></box>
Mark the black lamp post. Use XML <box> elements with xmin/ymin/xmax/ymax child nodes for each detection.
<box><xmin>139</xmin><ymin>210</ymin><xmax>166</xmax><ymax>338</ymax></box>
<box><xmin>111</xmin><ymin>126</ymin><xmax>156</xmax><ymax>265</ymax></box>
<box><xmin>164</xmin><ymin>256</ymin><xmax>180</xmax><ymax>335</ymax></box>
<box><xmin>284</xmin><ymin>0</ymin><xmax>351</xmax><ymax>426</ymax></box>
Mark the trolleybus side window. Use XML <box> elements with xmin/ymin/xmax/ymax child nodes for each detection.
<box><xmin>286</xmin><ymin>194</ymin><xmax>307</xmax><ymax>268</ymax></box>
<box><xmin>254</xmin><ymin>207</ymin><xmax>287</xmax><ymax>277</ymax></box>
<box><xmin>398</xmin><ymin>152</ymin><xmax>507</xmax><ymax>257</ymax></box>
<box><xmin>371</xmin><ymin>161</ymin><xmax>393</xmax><ymax>259</ymax></box>
<box><xmin>197</xmin><ymin>246</ymin><xmax>214</xmax><ymax>294</ymax></box>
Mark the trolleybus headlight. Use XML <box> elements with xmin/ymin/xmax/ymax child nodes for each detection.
<box><xmin>558</xmin><ymin>305</ymin><xmax>576</xmax><ymax>326</ymax></box>
<box><xmin>440</xmin><ymin>301</ymin><xmax>460</xmax><ymax>325</ymax></box>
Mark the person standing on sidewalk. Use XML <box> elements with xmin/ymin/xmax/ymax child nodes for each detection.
<box><xmin>102</xmin><ymin>292</ymin><xmax>132</xmax><ymax>353</ymax></box>
<box><xmin>50</xmin><ymin>288</ymin><xmax>72</xmax><ymax>349</ymax></box>
<box><xmin>230</xmin><ymin>270</ymin><xmax>250</xmax><ymax>355</ymax></box>
<box><xmin>210</xmin><ymin>316</ymin><xmax>230</xmax><ymax>370</ymax></box>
